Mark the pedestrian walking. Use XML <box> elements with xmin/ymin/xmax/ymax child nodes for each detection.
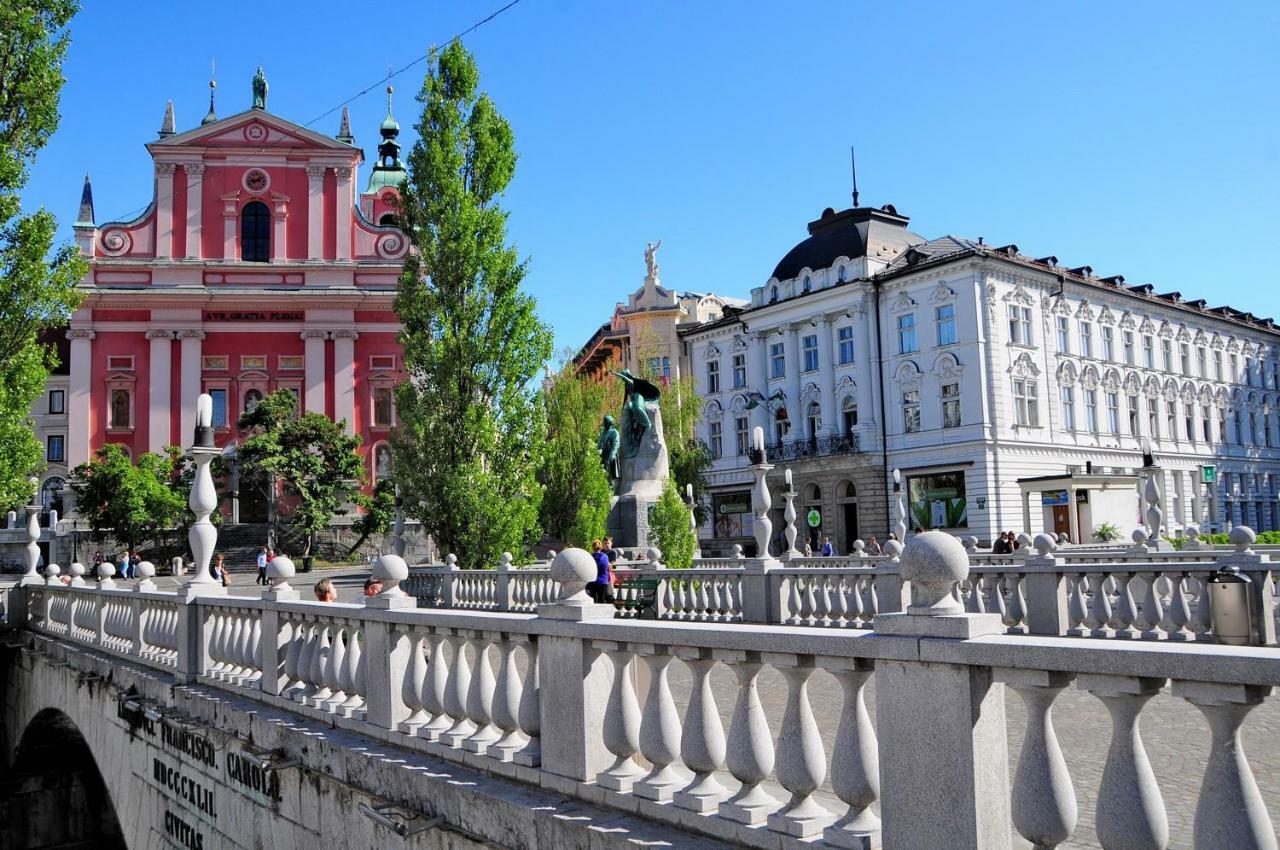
<box><xmin>117</xmin><ymin>550</ymin><xmax>131</xmax><ymax>580</ymax></box>
<box><xmin>211</xmin><ymin>553</ymin><xmax>229</xmax><ymax>587</ymax></box>
<box><xmin>820</xmin><ymin>536</ymin><xmax>834</xmax><ymax>557</ymax></box>
<box><xmin>256</xmin><ymin>547</ymin><xmax>269</xmax><ymax>585</ymax></box>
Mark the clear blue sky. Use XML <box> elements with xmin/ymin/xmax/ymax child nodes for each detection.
<box><xmin>26</xmin><ymin>0</ymin><xmax>1280</xmax><ymax>356</ymax></box>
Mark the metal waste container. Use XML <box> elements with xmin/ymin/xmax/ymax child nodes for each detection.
<box><xmin>1207</xmin><ymin>565</ymin><xmax>1255</xmax><ymax>646</ymax></box>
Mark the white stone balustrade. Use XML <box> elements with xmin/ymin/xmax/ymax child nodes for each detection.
<box><xmin>16</xmin><ymin>534</ymin><xmax>1280</xmax><ymax>850</ymax></box>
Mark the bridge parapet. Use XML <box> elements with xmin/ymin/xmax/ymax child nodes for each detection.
<box><xmin>11</xmin><ymin>532</ymin><xmax>1280</xmax><ymax>849</ymax></box>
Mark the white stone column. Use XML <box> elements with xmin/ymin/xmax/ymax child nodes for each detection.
<box><xmin>155</xmin><ymin>163</ymin><xmax>176</xmax><ymax>259</ymax></box>
<box><xmin>178</xmin><ymin>330</ymin><xmax>205</xmax><ymax>442</ymax></box>
<box><xmin>184</xmin><ymin>163</ymin><xmax>205</xmax><ymax>260</ymax></box>
<box><xmin>67</xmin><ymin>329</ymin><xmax>94</xmax><ymax>468</ymax></box>
<box><xmin>855</xmin><ymin>305</ymin><xmax>875</xmax><ymax>429</ymax></box>
<box><xmin>302</xmin><ymin>329</ymin><xmax>328</xmax><ymax>414</ymax></box>
<box><xmin>147</xmin><ymin>330</ymin><xmax>173</xmax><ymax>453</ymax></box>
<box><xmin>222</xmin><ymin>199</ymin><xmax>237</xmax><ymax>260</ymax></box>
<box><xmin>818</xmin><ymin>315</ymin><xmax>837</xmax><ymax>435</ymax></box>
<box><xmin>785</xmin><ymin>324</ymin><xmax>802</xmax><ymax>440</ymax></box>
<box><xmin>334</xmin><ymin>167</ymin><xmax>352</xmax><ymax>261</ymax></box>
<box><xmin>271</xmin><ymin>199</ymin><xmax>287</xmax><ymax>263</ymax></box>
<box><xmin>332</xmin><ymin>329</ymin><xmax>358</xmax><ymax>433</ymax></box>
<box><xmin>306</xmin><ymin>166</ymin><xmax>325</xmax><ymax>260</ymax></box>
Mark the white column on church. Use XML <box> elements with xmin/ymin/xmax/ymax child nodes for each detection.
<box><xmin>184</xmin><ymin>163</ymin><xmax>205</xmax><ymax>260</ymax></box>
<box><xmin>155</xmin><ymin>163</ymin><xmax>176</xmax><ymax>259</ymax></box>
<box><xmin>272</xmin><ymin>201</ymin><xmax>287</xmax><ymax>263</ymax></box>
<box><xmin>817</xmin><ymin>315</ymin><xmax>836</xmax><ymax>435</ymax></box>
<box><xmin>302</xmin><ymin>330</ymin><xmax>328</xmax><ymax>414</ymax></box>
<box><xmin>67</xmin><ymin>329</ymin><xmax>94</xmax><ymax>467</ymax></box>
<box><xmin>306</xmin><ymin>166</ymin><xmax>324</xmax><ymax>260</ymax></box>
<box><xmin>178</xmin><ymin>330</ymin><xmax>205</xmax><ymax>443</ymax></box>
<box><xmin>784</xmin><ymin>323</ymin><xmax>802</xmax><ymax>442</ymax></box>
<box><xmin>333</xmin><ymin>167</ymin><xmax>353</xmax><ymax>261</ymax></box>
<box><xmin>147</xmin><ymin>330</ymin><xmax>173</xmax><ymax>454</ymax></box>
<box><xmin>332</xmin><ymin>329</ymin><xmax>358</xmax><ymax>434</ymax></box>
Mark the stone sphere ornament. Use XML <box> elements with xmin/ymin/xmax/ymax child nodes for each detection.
<box><xmin>267</xmin><ymin>554</ymin><xmax>296</xmax><ymax>589</ymax></box>
<box><xmin>68</xmin><ymin>561</ymin><xmax>86</xmax><ymax>584</ymax></box>
<box><xmin>1131</xmin><ymin>528</ymin><xmax>1149</xmax><ymax>545</ymax></box>
<box><xmin>44</xmin><ymin>563</ymin><xmax>60</xmax><ymax>582</ymax></box>
<box><xmin>372</xmin><ymin>553</ymin><xmax>408</xmax><ymax>596</ymax></box>
<box><xmin>136</xmin><ymin>561</ymin><xmax>156</xmax><ymax>580</ymax></box>
<box><xmin>550</xmin><ymin>548</ymin><xmax>598</xmax><ymax>605</ymax></box>
<box><xmin>1032</xmin><ymin>533</ymin><xmax>1057</xmax><ymax>557</ymax></box>
<box><xmin>1229</xmin><ymin>525</ymin><xmax>1256</xmax><ymax>553</ymax></box>
<box><xmin>883</xmin><ymin>538</ymin><xmax>904</xmax><ymax>560</ymax></box>
<box><xmin>900</xmin><ymin>530</ymin><xmax>969</xmax><ymax>616</ymax></box>
<box><xmin>95</xmin><ymin>561</ymin><xmax>114</xmax><ymax>580</ymax></box>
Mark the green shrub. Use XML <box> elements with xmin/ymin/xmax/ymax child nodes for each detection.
<box><xmin>648</xmin><ymin>479</ymin><xmax>696</xmax><ymax>569</ymax></box>
<box><xmin>1093</xmin><ymin>522</ymin><xmax>1120</xmax><ymax>543</ymax></box>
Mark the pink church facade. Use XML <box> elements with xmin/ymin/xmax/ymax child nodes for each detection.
<box><xmin>61</xmin><ymin>76</ymin><xmax>409</xmax><ymax>518</ymax></box>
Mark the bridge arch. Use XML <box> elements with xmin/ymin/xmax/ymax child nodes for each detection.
<box><xmin>1</xmin><ymin>705</ymin><xmax>125</xmax><ymax>849</ymax></box>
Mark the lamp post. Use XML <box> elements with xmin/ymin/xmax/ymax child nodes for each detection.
<box><xmin>20</xmin><ymin>476</ymin><xmax>42</xmax><ymax>586</ymax></box>
<box><xmin>179</xmin><ymin>393</ymin><xmax>227</xmax><ymax>598</ymax></box>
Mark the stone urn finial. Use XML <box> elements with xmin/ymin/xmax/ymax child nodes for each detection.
<box><xmin>68</xmin><ymin>560</ymin><xmax>86</xmax><ymax>586</ymax></box>
<box><xmin>645</xmin><ymin>547</ymin><xmax>663</xmax><ymax>570</ymax></box>
<box><xmin>96</xmin><ymin>561</ymin><xmax>114</xmax><ymax>580</ymax></box>
<box><xmin>267</xmin><ymin>554</ymin><xmax>296</xmax><ymax>591</ymax></box>
<box><xmin>550</xmin><ymin>548</ymin><xmax>598</xmax><ymax>606</ymax></box>
<box><xmin>1229</xmin><ymin>525</ymin><xmax>1256</xmax><ymax>554</ymax></box>
<box><xmin>44</xmin><ymin>563</ymin><xmax>60</xmax><ymax>585</ymax></box>
<box><xmin>445</xmin><ymin>553</ymin><xmax>459</xmax><ymax>570</ymax></box>
<box><xmin>372</xmin><ymin>553</ymin><xmax>408</xmax><ymax>597</ymax></box>
<box><xmin>962</xmin><ymin>535</ymin><xmax>978</xmax><ymax>554</ymax></box>
<box><xmin>1032</xmin><ymin>533</ymin><xmax>1057</xmax><ymax>558</ymax></box>
<box><xmin>883</xmin><ymin>538</ymin><xmax>904</xmax><ymax>561</ymax></box>
<box><xmin>900</xmin><ymin>530</ymin><xmax>968</xmax><ymax>616</ymax></box>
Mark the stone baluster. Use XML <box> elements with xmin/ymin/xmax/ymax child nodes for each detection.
<box><xmin>1166</xmin><ymin>574</ymin><xmax>1196</xmax><ymax>642</ymax></box>
<box><xmin>441</xmin><ymin>632</ymin><xmax>475</xmax><ymax>746</ymax></box>
<box><xmin>308</xmin><ymin>626</ymin><xmax>333</xmax><ymax>707</ymax></box>
<box><xmin>782</xmin><ymin>469</ymin><xmax>800</xmax><ymax>559</ymax></box>
<box><xmin>293</xmin><ymin>622</ymin><xmax>319</xmax><ymax>702</ymax></box>
<box><xmin>1088</xmin><ymin>575</ymin><xmax>1115</xmax><ymax>638</ymax></box>
<box><xmin>514</xmin><ymin>638</ymin><xmax>540</xmax><ymax>767</ymax></box>
<box><xmin>420</xmin><ymin>632</ymin><xmax>453</xmax><ymax>741</ymax></box>
<box><xmin>1079</xmin><ymin>674</ymin><xmax>1169</xmax><ymax>850</ymax></box>
<box><xmin>717</xmin><ymin>650</ymin><xmax>778</xmax><ymax>824</ymax></box>
<box><xmin>322</xmin><ymin>624</ymin><xmax>349</xmax><ymax>712</ymax></box>
<box><xmin>673</xmin><ymin>648</ymin><xmax>727</xmax><ymax>812</ymax></box>
<box><xmin>463</xmin><ymin>633</ymin><xmax>500</xmax><ymax>753</ymax></box>
<box><xmin>281</xmin><ymin>618</ymin><xmax>306</xmax><ymax>696</ymax></box>
<box><xmin>338</xmin><ymin>628</ymin><xmax>365</xmax><ymax>717</ymax></box>
<box><xmin>1171</xmin><ymin>680</ymin><xmax>1276</xmax><ymax>850</ymax></box>
<box><xmin>206</xmin><ymin>612</ymin><xmax>227</xmax><ymax>676</ymax></box>
<box><xmin>596</xmin><ymin>642</ymin><xmax>645</xmax><ymax>792</ymax></box>
<box><xmin>634</xmin><ymin>646</ymin><xmax>686</xmax><ymax>801</ymax></box>
<box><xmin>1141</xmin><ymin>572</ymin><xmax>1167</xmax><ymax>640</ymax></box>
<box><xmin>1067</xmin><ymin>574</ymin><xmax>1089</xmax><ymax>636</ymax></box>
<box><xmin>1006</xmin><ymin>573</ymin><xmax>1028</xmax><ymax>634</ymax></box>
<box><xmin>244</xmin><ymin>616</ymin><xmax>263</xmax><ymax>686</ymax></box>
<box><xmin>997</xmin><ymin>669</ymin><xmax>1078</xmax><ymax>850</ymax></box>
<box><xmin>1113</xmin><ymin>574</ymin><xmax>1141</xmax><ymax>639</ymax></box>
<box><xmin>824</xmin><ymin>658</ymin><xmax>879</xmax><ymax>850</ymax></box>
<box><xmin>1193</xmin><ymin>573</ymin><xmax>1214</xmax><ymax>639</ymax></box>
<box><xmin>765</xmin><ymin>654</ymin><xmax>830</xmax><ymax>838</ymax></box>
<box><xmin>399</xmin><ymin>632</ymin><xmax>429</xmax><ymax>735</ymax></box>
<box><xmin>488</xmin><ymin>636</ymin><xmax>526</xmax><ymax>761</ymax></box>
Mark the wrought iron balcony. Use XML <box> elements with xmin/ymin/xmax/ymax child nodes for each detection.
<box><xmin>766</xmin><ymin>433</ymin><xmax>860</xmax><ymax>462</ymax></box>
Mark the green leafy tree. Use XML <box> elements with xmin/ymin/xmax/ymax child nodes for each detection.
<box><xmin>237</xmin><ymin>390</ymin><xmax>367</xmax><ymax>559</ymax></box>
<box><xmin>393</xmin><ymin>42</ymin><xmax>553</xmax><ymax>569</ymax></box>
<box><xmin>68</xmin><ymin>444</ymin><xmax>185</xmax><ymax>554</ymax></box>
<box><xmin>0</xmin><ymin>1</ymin><xmax>87</xmax><ymax>509</ymax></box>
<box><xmin>648</xmin><ymin>478</ymin><xmax>696</xmax><ymax>568</ymax></box>
<box><xmin>537</xmin><ymin>358</ymin><xmax>616</xmax><ymax>546</ymax></box>
<box><xmin>347</xmin><ymin>478</ymin><xmax>396</xmax><ymax>556</ymax></box>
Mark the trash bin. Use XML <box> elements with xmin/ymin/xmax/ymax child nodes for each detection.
<box><xmin>1207</xmin><ymin>565</ymin><xmax>1255</xmax><ymax>646</ymax></box>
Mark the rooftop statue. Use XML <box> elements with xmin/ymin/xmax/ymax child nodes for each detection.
<box><xmin>252</xmin><ymin>66</ymin><xmax>268</xmax><ymax>110</ymax></box>
<box><xmin>644</xmin><ymin>239</ymin><xmax>661</xmax><ymax>281</ymax></box>
<box><xmin>614</xmin><ymin>369</ymin><xmax>662</xmax><ymax>459</ymax></box>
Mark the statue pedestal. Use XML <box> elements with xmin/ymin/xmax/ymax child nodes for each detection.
<box><xmin>608</xmin><ymin>403</ymin><xmax>669</xmax><ymax>549</ymax></box>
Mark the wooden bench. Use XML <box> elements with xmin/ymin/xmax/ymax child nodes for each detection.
<box><xmin>612</xmin><ymin>577</ymin><xmax>661</xmax><ymax>619</ymax></box>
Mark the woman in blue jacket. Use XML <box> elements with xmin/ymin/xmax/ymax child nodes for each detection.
<box><xmin>588</xmin><ymin>540</ymin><xmax>612</xmax><ymax>603</ymax></box>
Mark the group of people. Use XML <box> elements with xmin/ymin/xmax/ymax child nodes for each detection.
<box><xmin>91</xmin><ymin>550</ymin><xmax>141</xmax><ymax>579</ymax></box>
<box><xmin>991</xmin><ymin>531</ymin><xmax>1024</xmax><ymax>554</ymax></box>
<box><xmin>310</xmin><ymin>576</ymin><xmax>383</xmax><ymax>602</ymax></box>
<box><xmin>587</xmin><ymin>536</ymin><xmax>619</xmax><ymax>603</ymax></box>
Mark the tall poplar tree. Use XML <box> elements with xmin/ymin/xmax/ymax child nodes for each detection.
<box><xmin>393</xmin><ymin>42</ymin><xmax>552</xmax><ymax>569</ymax></box>
<box><xmin>0</xmin><ymin>1</ymin><xmax>86</xmax><ymax>509</ymax></box>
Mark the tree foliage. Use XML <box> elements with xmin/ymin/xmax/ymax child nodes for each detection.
<box><xmin>648</xmin><ymin>478</ymin><xmax>696</xmax><ymax>568</ymax></box>
<box><xmin>0</xmin><ymin>0</ymin><xmax>86</xmax><ymax>509</ymax></box>
<box><xmin>237</xmin><ymin>390</ymin><xmax>367</xmax><ymax>557</ymax></box>
<box><xmin>393</xmin><ymin>41</ymin><xmax>552</xmax><ymax>569</ymax></box>
<box><xmin>69</xmin><ymin>444</ymin><xmax>185</xmax><ymax>553</ymax></box>
<box><xmin>537</xmin><ymin>357</ymin><xmax>617</xmax><ymax>546</ymax></box>
<box><xmin>347</xmin><ymin>478</ymin><xmax>396</xmax><ymax>556</ymax></box>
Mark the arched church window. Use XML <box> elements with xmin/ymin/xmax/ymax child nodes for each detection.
<box><xmin>244</xmin><ymin>389</ymin><xmax>263</xmax><ymax>414</ymax></box>
<box><xmin>240</xmin><ymin>201</ymin><xmax>271</xmax><ymax>262</ymax></box>
<box><xmin>373</xmin><ymin>387</ymin><xmax>395</xmax><ymax>427</ymax></box>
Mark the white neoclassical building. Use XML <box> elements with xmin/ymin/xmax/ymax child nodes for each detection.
<box><xmin>684</xmin><ymin>202</ymin><xmax>1280</xmax><ymax>554</ymax></box>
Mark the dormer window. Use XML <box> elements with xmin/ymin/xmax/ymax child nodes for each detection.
<box><xmin>837</xmin><ymin>266</ymin><xmax>846</xmax><ymax>282</ymax></box>
<box><xmin>240</xmin><ymin>201</ymin><xmax>270</xmax><ymax>262</ymax></box>
<box><xmin>769</xmin><ymin>286</ymin><xmax>778</xmax><ymax>303</ymax></box>
<box><xmin>802</xmin><ymin>275</ymin><xmax>811</xmax><ymax>293</ymax></box>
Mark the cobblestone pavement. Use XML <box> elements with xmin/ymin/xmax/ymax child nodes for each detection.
<box><xmin>163</xmin><ymin>572</ymin><xmax>1280</xmax><ymax>847</ymax></box>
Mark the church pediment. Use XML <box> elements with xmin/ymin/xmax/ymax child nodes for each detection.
<box><xmin>147</xmin><ymin>109</ymin><xmax>358</xmax><ymax>153</ymax></box>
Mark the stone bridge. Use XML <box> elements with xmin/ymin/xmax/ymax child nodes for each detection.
<box><xmin>2</xmin><ymin>533</ymin><xmax>1279</xmax><ymax>850</ymax></box>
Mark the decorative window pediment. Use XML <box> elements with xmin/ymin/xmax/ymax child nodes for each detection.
<box><xmin>1004</xmin><ymin>284</ymin><xmax>1035</xmax><ymax>307</ymax></box>
<box><xmin>1210</xmin><ymin>333</ymin><xmax>1225</xmax><ymax>350</ymax></box>
<box><xmin>1138</xmin><ymin>317</ymin><xmax>1156</xmax><ymax>335</ymax></box>
<box><xmin>1198</xmin><ymin>385</ymin><xmax>1213</xmax><ymax>405</ymax></box>
<box><xmin>896</xmin><ymin>361</ymin><xmax>922</xmax><ymax>388</ymax></box>
<box><xmin>1176</xmin><ymin>325</ymin><xmax>1191</xmax><ymax>343</ymax></box>
<box><xmin>935</xmin><ymin>352</ymin><xmax>962</xmax><ymax>379</ymax></box>
<box><xmin>1097</xmin><ymin>306</ymin><xmax>1116</xmax><ymax>326</ymax></box>
<box><xmin>1242</xmin><ymin>341</ymin><xmax>1257</xmax><ymax>358</ymax></box>
<box><xmin>1075</xmin><ymin>300</ymin><xmax>1096</xmax><ymax>320</ymax></box>
<box><xmin>1162</xmin><ymin>379</ymin><xmax>1178</xmax><ymax>401</ymax></box>
<box><xmin>891</xmin><ymin>291</ymin><xmax>916</xmax><ymax>312</ymax></box>
<box><xmin>1051</xmin><ymin>297</ymin><xmax>1072</xmax><ymax>317</ymax></box>
<box><xmin>1118</xmin><ymin>311</ymin><xmax>1136</xmax><ymax>330</ymax></box>
<box><xmin>1157</xmin><ymin>321</ymin><xmax>1174</xmax><ymax>339</ymax></box>
<box><xmin>1102</xmin><ymin>369</ymin><xmax>1121</xmax><ymax>392</ymax></box>
<box><xmin>1144</xmin><ymin>376</ymin><xmax>1161</xmax><ymax>399</ymax></box>
<box><xmin>731</xmin><ymin>335</ymin><xmax>748</xmax><ymax>351</ymax></box>
<box><xmin>1124</xmin><ymin>372</ymin><xmax>1142</xmax><ymax>395</ymax></box>
<box><xmin>836</xmin><ymin>374</ymin><xmax>857</xmax><ymax>393</ymax></box>
<box><xmin>705</xmin><ymin>341</ymin><xmax>721</xmax><ymax>358</ymax></box>
<box><xmin>930</xmin><ymin>282</ymin><xmax>956</xmax><ymax>303</ymax></box>
<box><xmin>1056</xmin><ymin>360</ymin><xmax>1078</xmax><ymax>385</ymax></box>
<box><xmin>1227</xmin><ymin>337</ymin><xmax>1241</xmax><ymax>353</ymax></box>
<box><xmin>730</xmin><ymin>393</ymin><xmax>750</xmax><ymax>414</ymax></box>
<box><xmin>1180</xmin><ymin>382</ymin><xmax>1195</xmax><ymax>403</ymax></box>
<box><xmin>1193</xmin><ymin>329</ymin><xmax>1208</xmax><ymax>346</ymax></box>
<box><xmin>1008</xmin><ymin>352</ymin><xmax>1039</xmax><ymax>378</ymax></box>
<box><xmin>1215</xmin><ymin>387</ymin><xmax>1230</xmax><ymax>407</ymax></box>
<box><xmin>1080</xmin><ymin>365</ymin><xmax>1100</xmax><ymax>390</ymax></box>
<box><xmin>703</xmin><ymin>400</ymin><xmax>724</xmax><ymax>421</ymax></box>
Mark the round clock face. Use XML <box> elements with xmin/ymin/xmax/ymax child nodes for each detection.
<box><xmin>243</xmin><ymin>168</ymin><xmax>269</xmax><ymax>194</ymax></box>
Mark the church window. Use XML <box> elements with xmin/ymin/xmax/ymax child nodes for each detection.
<box><xmin>373</xmin><ymin>387</ymin><xmax>395</xmax><ymax>427</ymax></box>
<box><xmin>374</xmin><ymin>444</ymin><xmax>393</xmax><ymax>481</ymax></box>
<box><xmin>209</xmin><ymin>389</ymin><xmax>228</xmax><ymax>428</ymax></box>
<box><xmin>109</xmin><ymin>389</ymin><xmax>131</xmax><ymax>429</ymax></box>
<box><xmin>240</xmin><ymin>201</ymin><xmax>271</xmax><ymax>262</ymax></box>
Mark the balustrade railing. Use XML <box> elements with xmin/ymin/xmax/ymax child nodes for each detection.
<box><xmin>15</xmin><ymin>555</ymin><xmax>1278</xmax><ymax>850</ymax></box>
